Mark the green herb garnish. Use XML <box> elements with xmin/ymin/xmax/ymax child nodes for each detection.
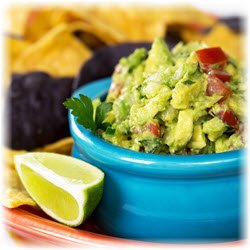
<box><xmin>64</xmin><ymin>94</ymin><xmax>96</xmax><ymax>131</ymax></box>
<box><xmin>140</xmin><ymin>138</ymin><xmax>163</xmax><ymax>153</ymax></box>
<box><xmin>183</xmin><ymin>79</ymin><xmax>194</xmax><ymax>85</ymax></box>
<box><xmin>64</xmin><ymin>94</ymin><xmax>112</xmax><ymax>133</ymax></box>
<box><xmin>105</xmin><ymin>126</ymin><xmax>116</xmax><ymax>136</ymax></box>
<box><xmin>95</xmin><ymin>102</ymin><xmax>113</xmax><ymax>129</ymax></box>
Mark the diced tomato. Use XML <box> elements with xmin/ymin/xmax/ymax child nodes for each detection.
<box><xmin>208</xmin><ymin>69</ymin><xmax>231</xmax><ymax>82</ymax></box>
<box><xmin>196</xmin><ymin>47</ymin><xmax>228</xmax><ymax>72</ymax></box>
<box><xmin>148</xmin><ymin>122</ymin><xmax>161</xmax><ymax>137</ymax></box>
<box><xmin>217</xmin><ymin>109</ymin><xmax>238</xmax><ymax>127</ymax></box>
<box><xmin>206</xmin><ymin>74</ymin><xmax>232</xmax><ymax>100</ymax></box>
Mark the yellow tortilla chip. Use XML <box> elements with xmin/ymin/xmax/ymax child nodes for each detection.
<box><xmin>5</xmin><ymin>36</ymin><xmax>30</xmax><ymax>62</ymax></box>
<box><xmin>203</xmin><ymin>23</ymin><xmax>243</xmax><ymax>60</ymax></box>
<box><xmin>24</xmin><ymin>7</ymin><xmax>84</xmax><ymax>42</ymax></box>
<box><xmin>21</xmin><ymin>6</ymin><xmax>125</xmax><ymax>46</ymax></box>
<box><xmin>76</xmin><ymin>6</ymin><xmax>165</xmax><ymax>41</ymax></box>
<box><xmin>156</xmin><ymin>5</ymin><xmax>216</xmax><ymax>28</ymax></box>
<box><xmin>2</xmin><ymin>148</ymin><xmax>34</xmax><ymax>208</ymax></box>
<box><xmin>3</xmin><ymin>187</ymin><xmax>36</xmax><ymax>208</ymax></box>
<box><xmin>3</xmin><ymin>188</ymin><xmax>36</xmax><ymax>208</ymax></box>
<box><xmin>4</xmin><ymin>36</ymin><xmax>31</xmax><ymax>87</ymax></box>
<box><xmin>5</xmin><ymin>5</ymin><xmax>32</xmax><ymax>37</ymax></box>
<box><xmin>2</xmin><ymin>148</ymin><xmax>27</xmax><ymax>169</ymax></box>
<box><xmin>21</xmin><ymin>6</ymin><xmax>126</xmax><ymax>45</ymax></box>
<box><xmin>180</xmin><ymin>27</ymin><xmax>203</xmax><ymax>42</ymax></box>
<box><xmin>74</xmin><ymin>5</ymin><xmax>216</xmax><ymax>42</ymax></box>
<box><xmin>35</xmin><ymin>137</ymin><xmax>74</xmax><ymax>155</ymax></box>
<box><xmin>77</xmin><ymin>16</ymin><xmax>127</xmax><ymax>43</ymax></box>
<box><xmin>2</xmin><ymin>167</ymin><xmax>36</xmax><ymax>208</ymax></box>
<box><xmin>6</xmin><ymin>5</ymin><xmax>218</xmax><ymax>55</ymax></box>
<box><xmin>13</xmin><ymin>23</ymin><xmax>92</xmax><ymax>77</ymax></box>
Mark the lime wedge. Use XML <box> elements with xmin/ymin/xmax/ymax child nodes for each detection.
<box><xmin>14</xmin><ymin>152</ymin><xmax>104</xmax><ymax>227</ymax></box>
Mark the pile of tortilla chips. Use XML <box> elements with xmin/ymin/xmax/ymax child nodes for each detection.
<box><xmin>3</xmin><ymin>5</ymin><xmax>244</xmax><ymax>209</ymax></box>
<box><xmin>5</xmin><ymin>5</ymin><xmax>244</xmax><ymax>83</ymax></box>
<box><xmin>5</xmin><ymin>5</ymin><xmax>217</xmax><ymax>79</ymax></box>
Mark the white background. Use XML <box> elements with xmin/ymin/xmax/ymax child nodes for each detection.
<box><xmin>0</xmin><ymin>0</ymin><xmax>249</xmax><ymax>249</ymax></box>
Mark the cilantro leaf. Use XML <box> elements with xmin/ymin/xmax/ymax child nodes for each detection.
<box><xmin>140</xmin><ymin>138</ymin><xmax>163</xmax><ymax>153</ymax></box>
<box><xmin>183</xmin><ymin>79</ymin><xmax>194</xmax><ymax>85</ymax></box>
<box><xmin>63</xmin><ymin>94</ymin><xmax>96</xmax><ymax>132</ymax></box>
<box><xmin>64</xmin><ymin>94</ymin><xmax>113</xmax><ymax>133</ymax></box>
<box><xmin>105</xmin><ymin>126</ymin><xmax>116</xmax><ymax>136</ymax></box>
<box><xmin>95</xmin><ymin>102</ymin><xmax>113</xmax><ymax>129</ymax></box>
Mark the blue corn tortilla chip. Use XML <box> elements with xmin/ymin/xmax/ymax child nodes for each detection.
<box><xmin>202</xmin><ymin>16</ymin><xmax>243</xmax><ymax>34</ymax></box>
<box><xmin>218</xmin><ymin>17</ymin><xmax>243</xmax><ymax>33</ymax></box>
<box><xmin>5</xmin><ymin>72</ymin><xmax>74</xmax><ymax>150</ymax></box>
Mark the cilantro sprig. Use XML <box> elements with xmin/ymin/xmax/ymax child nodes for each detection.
<box><xmin>95</xmin><ymin>102</ymin><xmax>113</xmax><ymax>129</ymax></box>
<box><xmin>63</xmin><ymin>94</ymin><xmax>113</xmax><ymax>133</ymax></box>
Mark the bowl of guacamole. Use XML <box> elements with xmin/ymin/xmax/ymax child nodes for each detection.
<box><xmin>67</xmin><ymin>38</ymin><xmax>245</xmax><ymax>155</ymax></box>
<box><xmin>67</xmin><ymin>39</ymin><xmax>245</xmax><ymax>242</ymax></box>
<box><xmin>96</xmin><ymin>38</ymin><xmax>245</xmax><ymax>154</ymax></box>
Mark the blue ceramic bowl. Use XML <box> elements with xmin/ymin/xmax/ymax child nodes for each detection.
<box><xmin>69</xmin><ymin>78</ymin><xmax>245</xmax><ymax>243</ymax></box>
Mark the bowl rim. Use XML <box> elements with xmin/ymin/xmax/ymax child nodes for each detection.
<box><xmin>69</xmin><ymin>78</ymin><xmax>245</xmax><ymax>177</ymax></box>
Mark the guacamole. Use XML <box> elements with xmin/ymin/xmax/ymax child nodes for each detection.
<box><xmin>97</xmin><ymin>38</ymin><xmax>245</xmax><ymax>154</ymax></box>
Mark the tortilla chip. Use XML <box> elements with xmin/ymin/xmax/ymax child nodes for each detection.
<box><xmin>7</xmin><ymin>5</ymin><xmax>218</xmax><ymax>56</ymax></box>
<box><xmin>76</xmin><ymin>16</ymin><xmax>127</xmax><ymax>43</ymax></box>
<box><xmin>35</xmin><ymin>137</ymin><xmax>74</xmax><ymax>155</ymax></box>
<box><xmin>2</xmin><ymin>165</ymin><xmax>36</xmax><ymax>208</ymax></box>
<box><xmin>3</xmin><ymin>187</ymin><xmax>36</xmax><ymax>208</ymax></box>
<box><xmin>24</xmin><ymin>7</ymin><xmax>84</xmax><ymax>42</ymax></box>
<box><xmin>180</xmin><ymin>28</ymin><xmax>203</xmax><ymax>42</ymax></box>
<box><xmin>76</xmin><ymin>6</ymin><xmax>165</xmax><ymax>41</ymax></box>
<box><xmin>13</xmin><ymin>23</ymin><xmax>92</xmax><ymax>77</ymax></box>
<box><xmin>6</xmin><ymin>5</ymin><xmax>32</xmax><ymax>37</ymax></box>
<box><xmin>7</xmin><ymin>72</ymin><xmax>73</xmax><ymax>150</ymax></box>
<box><xmin>203</xmin><ymin>23</ymin><xmax>243</xmax><ymax>60</ymax></box>
<box><xmin>2</xmin><ymin>148</ymin><xmax>27</xmax><ymax>169</ymax></box>
<box><xmin>4</xmin><ymin>37</ymin><xmax>31</xmax><ymax>87</ymax></box>
<box><xmin>157</xmin><ymin>5</ymin><xmax>216</xmax><ymax>28</ymax></box>
<box><xmin>3</xmin><ymin>188</ymin><xmax>36</xmax><ymax>208</ymax></box>
<box><xmin>5</xmin><ymin>36</ymin><xmax>30</xmax><ymax>62</ymax></box>
<box><xmin>22</xmin><ymin>6</ymin><xmax>125</xmax><ymax>47</ymax></box>
<box><xmin>22</xmin><ymin>6</ymin><xmax>126</xmax><ymax>46</ymax></box>
<box><xmin>73</xmin><ymin>5</ymin><xmax>216</xmax><ymax>42</ymax></box>
<box><xmin>2</xmin><ymin>149</ymin><xmax>32</xmax><ymax>209</ymax></box>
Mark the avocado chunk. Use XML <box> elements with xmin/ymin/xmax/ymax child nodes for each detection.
<box><xmin>188</xmin><ymin>125</ymin><xmax>206</xmax><ymax>149</ymax></box>
<box><xmin>144</xmin><ymin>38</ymin><xmax>173</xmax><ymax>76</ymax></box>
<box><xmin>119</xmin><ymin>48</ymin><xmax>148</xmax><ymax>74</ymax></box>
<box><xmin>171</xmin><ymin>82</ymin><xmax>191</xmax><ymax>109</ymax></box>
<box><xmin>129</xmin><ymin>90</ymin><xmax>171</xmax><ymax>126</ymax></box>
<box><xmin>165</xmin><ymin>109</ymin><xmax>193</xmax><ymax>153</ymax></box>
<box><xmin>228</xmin><ymin>94</ymin><xmax>244</xmax><ymax>118</ymax></box>
<box><xmin>158</xmin><ymin>105</ymin><xmax>178</xmax><ymax>126</ymax></box>
<box><xmin>215</xmin><ymin>134</ymin><xmax>244</xmax><ymax>153</ymax></box>
<box><xmin>203</xmin><ymin>117</ymin><xmax>227</xmax><ymax>142</ymax></box>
